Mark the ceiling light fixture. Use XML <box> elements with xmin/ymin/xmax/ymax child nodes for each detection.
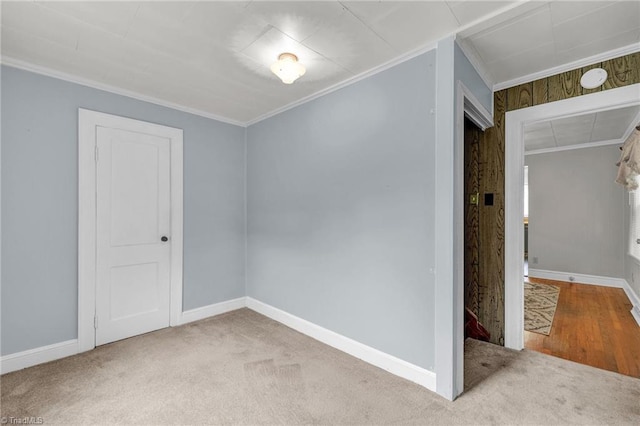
<box><xmin>580</xmin><ymin>68</ymin><xmax>608</xmax><ymax>89</ymax></box>
<box><xmin>270</xmin><ymin>53</ymin><xmax>306</xmax><ymax>84</ymax></box>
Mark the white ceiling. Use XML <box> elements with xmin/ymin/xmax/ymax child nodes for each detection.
<box><xmin>458</xmin><ymin>0</ymin><xmax>640</xmax><ymax>86</ymax></box>
<box><xmin>1</xmin><ymin>1</ymin><xmax>639</xmax><ymax>125</ymax></box>
<box><xmin>524</xmin><ymin>105</ymin><xmax>640</xmax><ymax>153</ymax></box>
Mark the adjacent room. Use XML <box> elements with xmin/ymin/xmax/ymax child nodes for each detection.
<box><xmin>522</xmin><ymin>106</ymin><xmax>640</xmax><ymax>377</ymax></box>
<box><xmin>1</xmin><ymin>1</ymin><xmax>639</xmax><ymax>424</ymax></box>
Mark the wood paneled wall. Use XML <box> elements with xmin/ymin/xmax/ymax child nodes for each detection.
<box><xmin>464</xmin><ymin>117</ymin><xmax>481</xmax><ymax>316</ymax></box>
<box><xmin>476</xmin><ymin>52</ymin><xmax>640</xmax><ymax>346</ymax></box>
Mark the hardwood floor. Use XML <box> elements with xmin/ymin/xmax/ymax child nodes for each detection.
<box><xmin>524</xmin><ymin>277</ymin><xmax>640</xmax><ymax>378</ymax></box>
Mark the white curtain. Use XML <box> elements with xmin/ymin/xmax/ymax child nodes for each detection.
<box><xmin>616</xmin><ymin>127</ymin><xmax>640</xmax><ymax>191</ymax></box>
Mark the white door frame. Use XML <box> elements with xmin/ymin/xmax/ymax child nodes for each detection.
<box><xmin>453</xmin><ymin>82</ymin><xmax>494</xmax><ymax>397</ymax></box>
<box><xmin>78</xmin><ymin>109</ymin><xmax>183</xmax><ymax>353</ymax></box>
<box><xmin>504</xmin><ymin>83</ymin><xmax>640</xmax><ymax>349</ymax></box>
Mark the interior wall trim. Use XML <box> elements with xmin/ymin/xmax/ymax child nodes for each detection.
<box><xmin>245</xmin><ymin>42</ymin><xmax>437</xmax><ymax>126</ymax></box>
<box><xmin>528</xmin><ymin>270</ymin><xmax>640</xmax><ymax>328</ymax></box>
<box><xmin>621</xmin><ymin>280</ymin><xmax>640</xmax><ymax>327</ymax></box>
<box><xmin>453</xmin><ymin>79</ymin><xmax>495</xmax><ymax>398</ymax></box>
<box><xmin>1</xmin><ymin>297</ymin><xmax>440</xmax><ymax>387</ymax></box>
<box><xmin>0</xmin><ymin>298</ymin><xmax>247</xmax><ymax>375</ymax></box>
<box><xmin>528</xmin><ymin>268</ymin><xmax>628</xmax><ymax>289</ymax></box>
<box><xmin>0</xmin><ymin>57</ymin><xmax>247</xmax><ymax>128</ymax></box>
<box><xmin>179</xmin><ymin>297</ymin><xmax>247</xmax><ymax>325</ymax></box>
<box><xmin>524</xmin><ymin>139</ymin><xmax>623</xmax><ymax>156</ymax></box>
<box><xmin>494</xmin><ymin>43</ymin><xmax>640</xmax><ymax>91</ymax></box>
<box><xmin>0</xmin><ymin>340</ymin><xmax>79</xmax><ymax>375</ymax></box>
<box><xmin>2</xmin><ymin>43</ymin><xmax>441</xmax><ymax>130</ymax></box>
<box><xmin>245</xmin><ymin>297</ymin><xmax>437</xmax><ymax>393</ymax></box>
<box><xmin>526</xmin><ymin>105</ymin><xmax>640</xmax><ymax>156</ymax></box>
<box><xmin>629</xmin><ymin>287</ymin><xmax>640</xmax><ymax>327</ymax></box>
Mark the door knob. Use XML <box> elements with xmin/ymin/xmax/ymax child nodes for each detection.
<box><xmin>161</xmin><ymin>236</ymin><xmax>169</xmax><ymax>242</ymax></box>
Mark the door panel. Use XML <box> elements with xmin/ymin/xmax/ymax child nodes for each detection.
<box><xmin>96</xmin><ymin>127</ymin><xmax>171</xmax><ymax>346</ymax></box>
<box><xmin>109</xmin><ymin>139</ymin><xmax>162</xmax><ymax>247</ymax></box>
<box><xmin>109</xmin><ymin>262</ymin><xmax>160</xmax><ymax>320</ymax></box>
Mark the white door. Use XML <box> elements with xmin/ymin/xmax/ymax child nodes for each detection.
<box><xmin>95</xmin><ymin>126</ymin><xmax>172</xmax><ymax>345</ymax></box>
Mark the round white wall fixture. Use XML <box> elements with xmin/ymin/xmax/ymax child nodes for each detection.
<box><xmin>580</xmin><ymin>68</ymin><xmax>608</xmax><ymax>89</ymax></box>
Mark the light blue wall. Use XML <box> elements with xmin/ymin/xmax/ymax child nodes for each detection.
<box><xmin>1</xmin><ymin>66</ymin><xmax>246</xmax><ymax>355</ymax></box>
<box><xmin>434</xmin><ymin>36</ymin><xmax>457</xmax><ymax>399</ymax></box>
<box><xmin>454</xmin><ymin>42</ymin><xmax>492</xmax><ymax>114</ymax></box>
<box><xmin>247</xmin><ymin>52</ymin><xmax>437</xmax><ymax>370</ymax></box>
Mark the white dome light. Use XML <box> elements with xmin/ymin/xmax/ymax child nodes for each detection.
<box><xmin>270</xmin><ymin>53</ymin><xmax>306</xmax><ymax>84</ymax></box>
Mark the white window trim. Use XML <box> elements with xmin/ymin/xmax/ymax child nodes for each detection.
<box><xmin>78</xmin><ymin>109</ymin><xmax>183</xmax><ymax>353</ymax></box>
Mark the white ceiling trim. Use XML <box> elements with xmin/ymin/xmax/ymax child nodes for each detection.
<box><xmin>0</xmin><ymin>1</ymin><xmax>532</xmax><ymax>128</ymax></box>
<box><xmin>246</xmin><ymin>0</ymin><xmax>534</xmax><ymax>127</ymax></box>
<box><xmin>456</xmin><ymin>0</ymin><xmax>546</xmax><ymax>39</ymax></box>
<box><xmin>245</xmin><ymin>41</ymin><xmax>437</xmax><ymax>126</ymax></box>
<box><xmin>448</xmin><ymin>0</ymin><xmax>538</xmax><ymax>92</ymax></box>
<box><xmin>276</xmin><ymin>1</ymin><xmax>525</xmax><ymax>126</ymax></box>
<box><xmin>525</xmin><ymin>138</ymin><xmax>622</xmax><ymax>156</ymax></box>
<box><xmin>494</xmin><ymin>42</ymin><xmax>640</xmax><ymax>91</ymax></box>
<box><xmin>2</xmin><ymin>40</ymin><xmax>437</xmax><ymax>129</ymax></box>
<box><xmin>0</xmin><ymin>56</ymin><xmax>248</xmax><ymax>128</ymax></box>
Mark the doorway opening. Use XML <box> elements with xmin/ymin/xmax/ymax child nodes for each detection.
<box><xmin>504</xmin><ymin>84</ymin><xmax>640</xmax><ymax>377</ymax></box>
<box><xmin>455</xmin><ymin>82</ymin><xmax>494</xmax><ymax>397</ymax></box>
<box><xmin>520</xmin><ymin>104</ymin><xmax>640</xmax><ymax>376</ymax></box>
<box><xmin>463</xmin><ymin>116</ymin><xmax>488</xmax><ymax>342</ymax></box>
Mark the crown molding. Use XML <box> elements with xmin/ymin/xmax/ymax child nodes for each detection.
<box><xmin>0</xmin><ymin>56</ymin><xmax>247</xmax><ymax>128</ymax></box>
<box><xmin>5</xmin><ymin>40</ymin><xmax>638</xmax><ymax>132</ymax></box>
<box><xmin>494</xmin><ymin>43</ymin><xmax>640</xmax><ymax>91</ymax></box>
<box><xmin>526</xmin><ymin>107</ymin><xmax>640</xmax><ymax>156</ymax></box>
<box><xmin>0</xmin><ymin>0</ymin><xmax>530</xmax><ymax>130</ymax></box>
<box><xmin>247</xmin><ymin>1</ymin><xmax>534</xmax><ymax>127</ymax></box>
<box><xmin>1</xmin><ymin>44</ymin><xmax>436</xmax><ymax>129</ymax></box>
<box><xmin>525</xmin><ymin>138</ymin><xmax>622</xmax><ymax>156</ymax></box>
<box><xmin>448</xmin><ymin>0</ymin><xmax>533</xmax><ymax>92</ymax></box>
<box><xmin>245</xmin><ymin>41</ymin><xmax>438</xmax><ymax>126</ymax></box>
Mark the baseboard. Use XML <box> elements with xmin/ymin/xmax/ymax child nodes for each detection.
<box><xmin>1</xmin><ymin>339</ymin><xmax>79</xmax><ymax>375</ymax></box>
<box><xmin>245</xmin><ymin>297</ymin><xmax>437</xmax><ymax>392</ymax></box>
<box><xmin>631</xmin><ymin>305</ymin><xmax>640</xmax><ymax>327</ymax></box>
<box><xmin>622</xmin><ymin>280</ymin><xmax>640</xmax><ymax>327</ymax></box>
<box><xmin>2</xmin><ymin>298</ymin><xmax>438</xmax><ymax>391</ymax></box>
<box><xmin>528</xmin><ymin>269</ymin><xmax>627</xmax><ymax>288</ymax></box>
<box><xmin>179</xmin><ymin>297</ymin><xmax>247</xmax><ymax>325</ymax></box>
<box><xmin>528</xmin><ymin>269</ymin><xmax>640</xmax><ymax>327</ymax></box>
<box><xmin>2</xmin><ymin>298</ymin><xmax>247</xmax><ymax>374</ymax></box>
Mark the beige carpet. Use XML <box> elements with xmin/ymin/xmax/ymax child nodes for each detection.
<box><xmin>2</xmin><ymin>309</ymin><xmax>639</xmax><ymax>425</ymax></box>
<box><xmin>524</xmin><ymin>281</ymin><xmax>560</xmax><ymax>335</ymax></box>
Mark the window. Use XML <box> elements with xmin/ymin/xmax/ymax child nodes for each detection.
<box><xmin>630</xmin><ymin>180</ymin><xmax>640</xmax><ymax>261</ymax></box>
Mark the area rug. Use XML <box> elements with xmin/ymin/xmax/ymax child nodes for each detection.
<box><xmin>524</xmin><ymin>281</ymin><xmax>560</xmax><ymax>335</ymax></box>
